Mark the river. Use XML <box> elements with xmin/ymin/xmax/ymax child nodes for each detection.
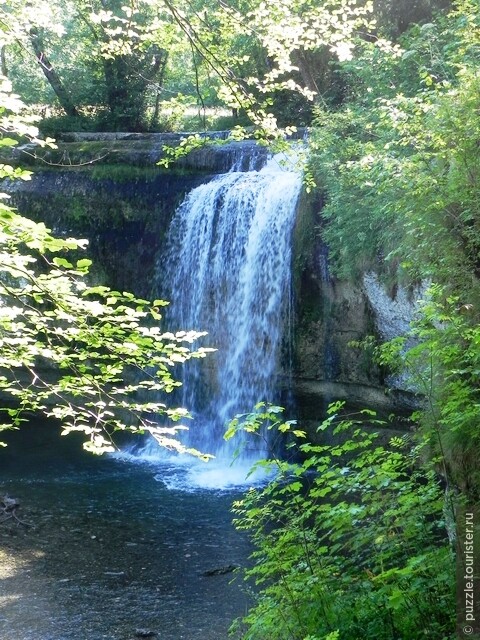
<box><xmin>0</xmin><ymin>422</ymin><xmax>253</xmax><ymax>640</ymax></box>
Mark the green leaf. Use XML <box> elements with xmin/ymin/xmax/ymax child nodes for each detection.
<box><xmin>76</xmin><ymin>258</ymin><xmax>92</xmax><ymax>270</ymax></box>
<box><xmin>52</xmin><ymin>257</ymin><xmax>73</xmax><ymax>268</ymax></box>
<box><xmin>0</xmin><ymin>137</ymin><xmax>18</xmax><ymax>147</ymax></box>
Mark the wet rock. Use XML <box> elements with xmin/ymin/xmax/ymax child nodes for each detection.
<box><xmin>201</xmin><ymin>564</ymin><xmax>239</xmax><ymax>577</ymax></box>
<box><xmin>135</xmin><ymin>629</ymin><xmax>156</xmax><ymax>638</ymax></box>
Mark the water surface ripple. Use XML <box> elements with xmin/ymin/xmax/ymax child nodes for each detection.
<box><xmin>0</xmin><ymin>426</ymin><xmax>252</xmax><ymax>640</ymax></box>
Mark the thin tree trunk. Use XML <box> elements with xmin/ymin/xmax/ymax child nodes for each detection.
<box><xmin>29</xmin><ymin>27</ymin><xmax>79</xmax><ymax>117</ymax></box>
<box><xmin>1</xmin><ymin>45</ymin><xmax>7</xmax><ymax>77</ymax></box>
<box><xmin>150</xmin><ymin>48</ymin><xmax>168</xmax><ymax>128</ymax></box>
<box><xmin>292</xmin><ymin>50</ymin><xmax>320</xmax><ymax>96</ymax></box>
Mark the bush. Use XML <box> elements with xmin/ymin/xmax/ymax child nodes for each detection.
<box><xmin>227</xmin><ymin>404</ymin><xmax>455</xmax><ymax>640</ymax></box>
<box><xmin>38</xmin><ymin>113</ymin><xmax>103</xmax><ymax>137</ymax></box>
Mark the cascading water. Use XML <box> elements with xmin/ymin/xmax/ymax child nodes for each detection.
<box><xmin>155</xmin><ymin>152</ymin><xmax>302</xmax><ymax>463</ymax></box>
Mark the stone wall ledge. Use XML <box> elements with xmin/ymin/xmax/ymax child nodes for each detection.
<box><xmin>9</xmin><ymin>138</ymin><xmax>270</xmax><ymax>173</ymax></box>
<box><xmin>292</xmin><ymin>378</ymin><xmax>419</xmax><ymax>415</ymax></box>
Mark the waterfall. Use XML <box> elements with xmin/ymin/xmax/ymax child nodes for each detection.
<box><xmin>157</xmin><ymin>153</ymin><xmax>302</xmax><ymax>459</ymax></box>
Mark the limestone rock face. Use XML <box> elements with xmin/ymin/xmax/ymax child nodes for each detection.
<box><xmin>291</xmin><ymin>246</ymin><xmax>392</xmax><ymax>422</ymax></box>
<box><xmin>5</xmin><ymin>168</ymin><xmax>209</xmax><ymax>299</ymax></box>
<box><xmin>290</xmin><ymin>193</ymin><xmax>418</xmax><ymax>427</ymax></box>
<box><xmin>294</xmin><ymin>275</ymin><xmax>378</xmax><ymax>384</ymax></box>
<box><xmin>363</xmin><ymin>272</ymin><xmax>427</xmax><ymax>342</ymax></box>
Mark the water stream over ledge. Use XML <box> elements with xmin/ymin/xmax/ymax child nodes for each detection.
<box><xmin>0</xmin><ymin>423</ymin><xmax>253</xmax><ymax>640</ymax></box>
<box><xmin>156</xmin><ymin>152</ymin><xmax>302</xmax><ymax>459</ymax></box>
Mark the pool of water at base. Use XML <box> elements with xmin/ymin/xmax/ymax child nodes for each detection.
<box><xmin>0</xmin><ymin>423</ymin><xmax>256</xmax><ymax>640</ymax></box>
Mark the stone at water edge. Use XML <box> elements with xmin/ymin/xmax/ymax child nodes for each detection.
<box><xmin>135</xmin><ymin>629</ymin><xmax>157</xmax><ymax>638</ymax></box>
<box><xmin>201</xmin><ymin>564</ymin><xmax>239</xmax><ymax>576</ymax></box>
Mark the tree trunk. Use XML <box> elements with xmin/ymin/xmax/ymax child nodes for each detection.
<box><xmin>150</xmin><ymin>48</ymin><xmax>168</xmax><ymax>129</ymax></box>
<box><xmin>29</xmin><ymin>27</ymin><xmax>79</xmax><ymax>117</ymax></box>
<box><xmin>1</xmin><ymin>45</ymin><xmax>7</xmax><ymax>78</ymax></box>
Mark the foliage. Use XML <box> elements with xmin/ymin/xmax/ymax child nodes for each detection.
<box><xmin>310</xmin><ymin>0</ymin><xmax>480</xmax><ymax>284</ymax></box>
<box><xmin>308</xmin><ymin>0</ymin><xmax>480</xmax><ymax>504</ymax></box>
<box><xmin>0</xmin><ymin>79</ymin><xmax>214</xmax><ymax>455</ymax></box>
<box><xmin>227</xmin><ymin>403</ymin><xmax>455</xmax><ymax>640</ymax></box>
<box><xmin>1</xmin><ymin>0</ymin><xmax>376</xmax><ymax>135</ymax></box>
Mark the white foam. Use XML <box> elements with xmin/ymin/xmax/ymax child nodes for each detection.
<box><xmin>160</xmin><ymin>458</ymin><xmax>273</xmax><ymax>492</ymax></box>
<box><xmin>112</xmin><ymin>446</ymin><xmax>273</xmax><ymax>493</ymax></box>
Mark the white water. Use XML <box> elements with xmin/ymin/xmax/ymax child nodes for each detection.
<box><xmin>114</xmin><ymin>450</ymin><xmax>274</xmax><ymax>492</ymax></box>
<box><xmin>137</xmin><ymin>152</ymin><xmax>302</xmax><ymax>475</ymax></box>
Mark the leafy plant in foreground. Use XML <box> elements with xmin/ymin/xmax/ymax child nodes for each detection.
<box><xmin>227</xmin><ymin>403</ymin><xmax>455</xmax><ymax>640</ymax></box>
